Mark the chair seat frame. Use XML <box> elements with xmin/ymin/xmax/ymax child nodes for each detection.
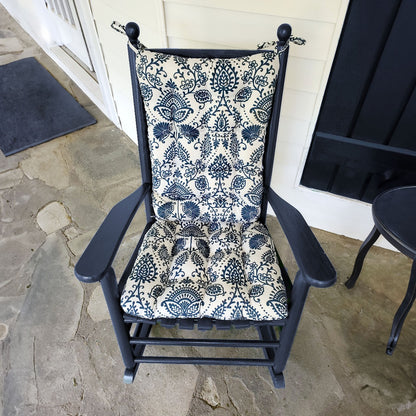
<box><xmin>75</xmin><ymin>22</ymin><xmax>336</xmax><ymax>388</ymax></box>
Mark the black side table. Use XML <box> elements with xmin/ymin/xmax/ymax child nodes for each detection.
<box><xmin>345</xmin><ymin>186</ymin><xmax>416</xmax><ymax>355</ymax></box>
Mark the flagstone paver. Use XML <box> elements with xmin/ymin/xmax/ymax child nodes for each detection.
<box><xmin>36</xmin><ymin>201</ymin><xmax>71</xmax><ymax>234</ymax></box>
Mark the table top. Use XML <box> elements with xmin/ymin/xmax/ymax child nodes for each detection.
<box><xmin>372</xmin><ymin>186</ymin><xmax>416</xmax><ymax>259</ymax></box>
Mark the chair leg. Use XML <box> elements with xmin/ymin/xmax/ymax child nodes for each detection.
<box><xmin>123</xmin><ymin>322</ymin><xmax>153</xmax><ymax>383</ymax></box>
<box><xmin>345</xmin><ymin>226</ymin><xmax>380</xmax><ymax>289</ymax></box>
<box><xmin>124</xmin><ymin>368</ymin><xmax>135</xmax><ymax>384</ymax></box>
<box><xmin>386</xmin><ymin>260</ymin><xmax>416</xmax><ymax>355</ymax></box>
<box><xmin>257</xmin><ymin>325</ymin><xmax>284</xmax><ymax>388</ymax></box>
<box><xmin>101</xmin><ymin>269</ymin><xmax>135</xmax><ymax>371</ymax></box>
<box><xmin>272</xmin><ymin>273</ymin><xmax>309</xmax><ymax>385</ymax></box>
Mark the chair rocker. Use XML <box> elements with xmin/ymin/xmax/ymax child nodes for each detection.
<box><xmin>74</xmin><ymin>22</ymin><xmax>336</xmax><ymax>388</ymax></box>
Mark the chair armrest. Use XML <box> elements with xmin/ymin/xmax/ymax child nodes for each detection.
<box><xmin>267</xmin><ymin>187</ymin><xmax>336</xmax><ymax>288</ymax></box>
<box><xmin>74</xmin><ymin>183</ymin><xmax>151</xmax><ymax>283</ymax></box>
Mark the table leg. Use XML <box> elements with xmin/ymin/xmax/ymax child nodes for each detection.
<box><xmin>345</xmin><ymin>226</ymin><xmax>380</xmax><ymax>289</ymax></box>
<box><xmin>386</xmin><ymin>259</ymin><xmax>416</xmax><ymax>355</ymax></box>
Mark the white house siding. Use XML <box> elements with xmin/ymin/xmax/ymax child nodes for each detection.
<box><xmin>160</xmin><ymin>0</ymin><xmax>386</xmax><ymax>247</ymax></box>
<box><xmin>88</xmin><ymin>0</ymin><xmax>168</xmax><ymax>138</ymax></box>
<box><xmin>2</xmin><ymin>0</ymin><xmax>394</xmax><ymax>248</ymax></box>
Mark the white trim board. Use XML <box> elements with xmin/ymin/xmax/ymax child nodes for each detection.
<box><xmin>73</xmin><ymin>0</ymin><xmax>120</xmax><ymax>126</ymax></box>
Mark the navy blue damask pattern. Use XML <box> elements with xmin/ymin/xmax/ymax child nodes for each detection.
<box><xmin>121</xmin><ymin>220</ymin><xmax>288</xmax><ymax>320</ymax></box>
<box><xmin>120</xmin><ymin>48</ymin><xmax>288</xmax><ymax>321</ymax></box>
<box><xmin>136</xmin><ymin>48</ymin><xmax>280</xmax><ymax>223</ymax></box>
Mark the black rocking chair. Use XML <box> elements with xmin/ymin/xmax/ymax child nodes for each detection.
<box><xmin>74</xmin><ymin>22</ymin><xmax>336</xmax><ymax>388</ymax></box>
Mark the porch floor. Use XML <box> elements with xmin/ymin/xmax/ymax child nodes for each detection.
<box><xmin>1</xmin><ymin>5</ymin><xmax>416</xmax><ymax>415</ymax></box>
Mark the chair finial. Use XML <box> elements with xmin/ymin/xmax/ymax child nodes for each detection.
<box><xmin>277</xmin><ymin>24</ymin><xmax>292</xmax><ymax>43</ymax></box>
<box><xmin>125</xmin><ymin>22</ymin><xmax>140</xmax><ymax>43</ymax></box>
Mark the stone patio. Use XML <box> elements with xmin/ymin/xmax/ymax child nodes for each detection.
<box><xmin>1</xmin><ymin>6</ymin><xmax>416</xmax><ymax>415</ymax></box>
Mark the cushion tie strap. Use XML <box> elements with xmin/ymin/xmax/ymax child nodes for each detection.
<box><xmin>111</xmin><ymin>21</ymin><xmax>125</xmax><ymax>35</ymax></box>
<box><xmin>257</xmin><ymin>36</ymin><xmax>306</xmax><ymax>52</ymax></box>
<box><xmin>111</xmin><ymin>21</ymin><xmax>147</xmax><ymax>49</ymax></box>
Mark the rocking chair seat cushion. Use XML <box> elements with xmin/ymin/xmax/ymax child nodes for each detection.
<box><xmin>120</xmin><ymin>219</ymin><xmax>288</xmax><ymax>321</ymax></box>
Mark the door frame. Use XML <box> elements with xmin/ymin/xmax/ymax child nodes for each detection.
<box><xmin>25</xmin><ymin>0</ymin><xmax>120</xmax><ymax>127</ymax></box>
<box><xmin>52</xmin><ymin>0</ymin><xmax>119</xmax><ymax>127</ymax></box>
<box><xmin>43</xmin><ymin>0</ymin><xmax>94</xmax><ymax>71</ymax></box>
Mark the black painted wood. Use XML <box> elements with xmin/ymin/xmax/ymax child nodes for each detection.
<box><xmin>127</xmin><ymin>44</ymin><xmax>154</xmax><ymax>222</ymax></box>
<box><xmin>301</xmin><ymin>0</ymin><xmax>416</xmax><ymax>202</ymax></box>
<box><xmin>342</xmin><ymin>0</ymin><xmax>416</xmax><ymax>199</ymax></box>
<box><xmin>346</xmin><ymin>186</ymin><xmax>416</xmax><ymax>354</ymax></box>
<box><xmin>345</xmin><ymin>226</ymin><xmax>380</xmax><ymax>289</ymax></box>
<box><xmin>260</xmin><ymin>31</ymin><xmax>290</xmax><ymax>223</ymax></box>
<box><xmin>309</xmin><ymin>133</ymin><xmax>416</xmax><ymax>174</ymax></box>
<box><xmin>372</xmin><ymin>187</ymin><xmax>416</xmax><ymax>259</ymax></box>
<box><xmin>351</xmin><ymin>0</ymin><xmax>416</xmax><ymax>145</ymax></box>
<box><xmin>386</xmin><ymin>259</ymin><xmax>416</xmax><ymax>354</ymax></box>
<box><xmin>389</xmin><ymin>83</ymin><xmax>416</xmax><ymax>150</ymax></box>
<box><xmin>316</xmin><ymin>0</ymin><xmax>400</xmax><ymax>137</ymax></box>
<box><xmin>332</xmin><ymin>0</ymin><xmax>406</xmax><ymax>198</ymax></box>
<box><xmin>267</xmin><ymin>187</ymin><xmax>336</xmax><ymax>288</ymax></box>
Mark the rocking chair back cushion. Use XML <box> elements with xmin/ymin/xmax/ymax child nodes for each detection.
<box><xmin>137</xmin><ymin>48</ymin><xmax>280</xmax><ymax>223</ymax></box>
<box><xmin>120</xmin><ymin>47</ymin><xmax>288</xmax><ymax>321</ymax></box>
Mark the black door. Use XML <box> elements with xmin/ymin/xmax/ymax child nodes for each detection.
<box><xmin>301</xmin><ymin>0</ymin><xmax>416</xmax><ymax>203</ymax></box>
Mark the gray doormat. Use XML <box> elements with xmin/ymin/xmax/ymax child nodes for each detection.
<box><xmin>0</xmin><ymin>57</ymin><xmax>96</xmax><ymax>156</ymax></box>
